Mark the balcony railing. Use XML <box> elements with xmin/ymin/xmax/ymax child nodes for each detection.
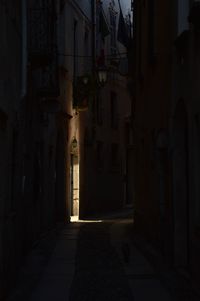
<box><xmin>28</xmin><ymin>0</ymin><xmax>57</xmax><ymax>68</ymax></box>
<box><xmin>28</xmin><ymin>0</ymin><xmax>60</xmax><ymax>101</ymax></box>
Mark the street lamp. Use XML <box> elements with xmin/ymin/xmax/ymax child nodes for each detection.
<box><xmin>96</xmin><ymin>48</ymin><xmax>107</xmax><ymax>85</ymax></box>
<box><xmin>71</xmin><ymin>136</ymin><xmax>78</xmax><ymax>148</ymax></box>
<box><xmin>97</xmin><ymin>66</ymin><xmax>107</xmax><ymax>85</ymax></box>
<box><xmin>82</xmin><ymin>75</ymin><xmax>89</xmax><ymax>85</ymax></box>
<box><xmin>73</xmin><ymin>68</ymin><xmax>107</xmax><ymax>111</ymax></box>
<box><xmin>71</xmin><ymin>136</ymin><xmax>78</xmax><ymax>154</ymax></box>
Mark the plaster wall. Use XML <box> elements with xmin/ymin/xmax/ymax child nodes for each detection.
<box><xmin>82</xmin><ymin>0</ymin><xmax>132</xmax><ymax>215</ymax></box>
<box><xmin>58</xmin><ymin>0</ymin><xmax>93</xmax><ymax>218</ymax></box>
<box><xmin>133</xmin><ymin>0</ymin><xmax>173</xmax><ymax>246</ymax></box>
<box><xmin>171</xmin><ymin>25</ymin><xmax>200</xmax><ymax>278</ymax></box>
<box><xmin>0</xmin><ymin>1</ymin><xmax>22</xmax><ymax>297</ymax></box>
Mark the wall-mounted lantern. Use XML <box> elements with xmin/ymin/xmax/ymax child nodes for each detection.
<box><xmin>71</xmin><ymin>136</ymin><xmax>78</xmax><ymax>155</ymax></box>
<box><xmin>97</xmin><ymin>66</ymin><xmax>107</xmax><ymax>86</ymax></box>
<box><xmin>71</xmin><ymin>137</ymin><xmax>77</xmax><ymax>148</ymax></box>
<box><xmin>82</xmin><ymin>75</ymin><xmax>89</xmax><ymax>85</ymax></box>
<box><xmin>96</xmin><ymin>49</ymin><xmax>107</xmax><ymax>86</ymax></box>
<box><xmin>73</xmin><ymin>71</ymin><xmax>106</xmax><ymax>111</ymax></box>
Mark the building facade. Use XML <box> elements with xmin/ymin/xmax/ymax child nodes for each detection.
<box><xmin>58</xmin><ymin>0</ymin><xmax>93</xmax><ymax>219</ymax></box>
<box><xmin>133</xmin><ymin>0</ymin><xmax>200</xmax><ymax>289</ymax></box>
<box><xmin>0</xmin><ymin>0</ymin><xmax>68</xmax><ymax>298</ymax></box>
<box><xmin>172</xmin><ymin>0</ymin><xmax>200</xmax><ymax>285</ymax></box>
<box><xmin>133</xmin><ymin>0</ymin><xmax>173</xmax><ymax>249</ymax></box>
<box><xmin>79</xmin><ymin>0</ymin><xmax>133</xmax><ymax>216</ymax></box>
<box><xmin>0</xmin><ymin>1</ymin><xmax>22</xmax><ymax>297</ymax></box>
<box><xmin>0</xmin><ymin>0</ymin><xmax>132</xmax><ymax>298</ymax></box>
<box><xmin>57</xmin><ymin>0</ymin><xmax>132</xmax><ymax>219</ymax></box>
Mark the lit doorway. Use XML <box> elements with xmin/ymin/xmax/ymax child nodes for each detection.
<box><xmin>70</xmin><ymin>153</ymin><xmax>79</xmax><ymax>221</ymax></box>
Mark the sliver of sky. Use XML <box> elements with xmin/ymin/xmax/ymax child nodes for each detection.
<box><xmin>120</xmin><ymin>0</ymin><xmax>131</xmax><ymax>13</ymax></box>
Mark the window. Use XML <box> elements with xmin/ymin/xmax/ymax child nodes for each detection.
<box><xmin>84</xmin><ymin>29</ymin><xmax>90</xmax><ymax>73</ymax></box>
<box><xmin>73</xmin><ymin>19</ymin><xmax>78</xmax><ymax>79</ymax></box>
<box><xmin>110</xmin><ymin>91</ymin><xmax>118</xmax><ymax>129</ymax></box>
<box><xmin>109</xmin><ymin>5</ymin><xmax>117</xmax><ymax>54</ymax></box>
<box><xmin>96</xmin><ymin>0</ymin><xmax>101</xmax><ymax>51</ymax></box>
<box><xmin>96</xmin><ymin>1</ymin><xmax>109</xmax><ymax>51</ymax></box>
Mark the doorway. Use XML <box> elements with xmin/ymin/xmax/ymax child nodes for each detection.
<box><xmin>70</xmin><ymin>154</ymin><xmax>79</xmax><ymax>220</ymax></box>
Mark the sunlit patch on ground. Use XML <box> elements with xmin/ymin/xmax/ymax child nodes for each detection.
<box><xmin>70</xmin><ymin>216</ymin><xmax>103</xmax><ymax>223</ymax></box>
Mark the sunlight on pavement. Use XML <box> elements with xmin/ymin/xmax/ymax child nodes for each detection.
<box><xmin>70</xmin><ymin>216</ymin><xmax>103</xmax><ymax>223</ymax></box>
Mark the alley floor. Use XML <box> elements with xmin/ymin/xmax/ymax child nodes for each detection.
<box><xmin>7</xmin><ymin>212</ymin><xmax>199</xmax><ymax>301</ymax></box>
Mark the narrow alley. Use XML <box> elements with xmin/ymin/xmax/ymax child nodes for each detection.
<box><xmin>1</xmin><ymin>0</ymin><xmax>200</xmax><ymax>300</ymax></box>
<box><xmin>6</xmin><ymin>210</ymin><xmax>197</xmax><ymax>301</ymax></box>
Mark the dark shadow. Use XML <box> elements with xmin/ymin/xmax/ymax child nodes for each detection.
<box><xmin>69</xmin><ymin>221</ymin><xmax>133</xmax><ymax>301</ymax></box>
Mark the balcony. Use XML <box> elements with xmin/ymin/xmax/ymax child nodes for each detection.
<box><xmin>73</xmin><ymin>75</ymin><xmax>98</xmax><ymax>111</ymax></box>
<box><xmin>28</xmin><ymin>0</ymin><xmax>57</xmax><ymax>69</ymax></box>
<box><xmin>33</xmin><ymin>63</ymin><xmax>59</xmax><ymax>103</ymax></box>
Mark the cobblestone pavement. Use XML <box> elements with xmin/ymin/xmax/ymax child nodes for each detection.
<box><xmin>7</xmin><ymin>215</ymin><xmax>182</xmax><ymax>301</ymax></box>
<box><xmin>69</xmin><ymin>222</ymin><xmax>133</xmax><ymax>301</ymax></box>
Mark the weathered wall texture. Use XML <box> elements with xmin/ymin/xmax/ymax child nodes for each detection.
<box><xmin>133</xmin><ymin>0</ymin><xmax>200</xmax><ymax>288</ymax></box>
<box><xmin>80</xmin><ymin>0</ymin><xmax>132</xmax><ymax>216</ymax></box>
<box><xmin>133</xmin><ymin>0</ymin><xmax>173</xmax><ymax>246</ymax></box>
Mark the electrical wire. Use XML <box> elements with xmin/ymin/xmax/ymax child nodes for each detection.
<box><xmin>57</xmin><ymin>52</ymin><xmax>128</xmax><ymax>59</ymax></box>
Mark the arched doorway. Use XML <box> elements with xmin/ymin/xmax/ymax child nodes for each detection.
<box><xmin>172</xmin><ymin>100</ymin><xmax>189</xmax><ymax>268</ymax></box>
<box><xmin>70</xmin><ymin>137</ymin><xmax>79</xmax><ymax>220</ymax></box>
